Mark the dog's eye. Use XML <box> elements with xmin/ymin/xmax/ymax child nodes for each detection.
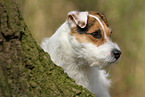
<box><xmin>90</xmin><ymin>30</ymin><xmax>102</xmax><ymax>39</ymax></box>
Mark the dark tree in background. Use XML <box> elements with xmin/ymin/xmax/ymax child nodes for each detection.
<box><xmin>0</xmin><ymin>0</ymin><xmax>95</xmax><ymax>96</ymax></box>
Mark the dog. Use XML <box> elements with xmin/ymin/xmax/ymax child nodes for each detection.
<box><xmin>41</xmin><ymin>11</ymin><xmax>121</xmax><ymax>97</ymax></box>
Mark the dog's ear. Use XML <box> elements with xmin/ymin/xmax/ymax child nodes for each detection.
<box><xmin>67</xmin><ymin>11</ymin><xmax>88</xmax><ymax>28</ymax></box>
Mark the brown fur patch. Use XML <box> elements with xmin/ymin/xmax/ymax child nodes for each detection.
<box><xmin>89</xmin><ymin>11</ymin><xmax>109</xmax><ymax>27</ymax></box>
<box><xmin>70</xmin><ymin>12</ymin><xmax>112</xmax><ymax>47</ymax></box>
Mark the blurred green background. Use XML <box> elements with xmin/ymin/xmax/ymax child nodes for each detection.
<box><xmin>17</xmin><ymin>0</ymin><xmax>145</xmax><ymax>97</ymax></box>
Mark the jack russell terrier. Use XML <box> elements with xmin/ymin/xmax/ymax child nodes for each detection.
<box><xmin>41</xmin><ymin>11</ymin><xmax>121</xmax><ymax>97</ymax></box>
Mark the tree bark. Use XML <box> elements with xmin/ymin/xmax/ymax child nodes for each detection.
<box><xmin>0</xmin><ymin>0</ymin><xmax>95</xmax><ymax>96</ymax></box>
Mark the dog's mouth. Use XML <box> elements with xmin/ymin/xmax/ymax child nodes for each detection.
<box><xmin>99</xmin><ymin>54</ymin><xmax>121</xmax><ymax>69</ymax></box>
<box><xmin>110</xmin><ymin>57</ymin><xmax>121</xmax><ymax>64</ymax></box>
<box><xmin>90</xmin><ymin>50</ymin><xmax>121</xmax><ymax>69</ymax></box>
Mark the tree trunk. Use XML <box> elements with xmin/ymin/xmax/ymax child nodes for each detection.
<box><xmin>0</xmin><ymin>0</ymin><xmax>95</xmax><ymax>96</ymax></box>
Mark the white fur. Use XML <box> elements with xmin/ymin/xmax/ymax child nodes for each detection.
<box><xmin>41</xmin><ymin>12</ymin><xmax>120</xmax><ymax>97</ymax></box>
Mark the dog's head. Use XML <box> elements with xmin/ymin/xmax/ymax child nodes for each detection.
<box><xmin>67</xmin><ymin>11</ymin><xmax>121</xmax><ymax>68</ymax></box>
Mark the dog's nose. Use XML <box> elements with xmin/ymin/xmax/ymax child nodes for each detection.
<box><xmin>112</xmin><ymin>49</ymin><xmax>121</xmax><ymax>60</ymax></box>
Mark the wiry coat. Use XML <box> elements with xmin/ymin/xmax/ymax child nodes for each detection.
<box><xmin>41</xmin><ymin>11</ymin><xmax>121</xmax><ymax>97</ymax></box>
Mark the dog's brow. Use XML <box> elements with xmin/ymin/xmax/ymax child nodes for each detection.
<box><xmin>96</xmin><ymin>12</ymin><xmax>109</xmax><ymax>27</ymax></box>
<box><xmin>88</xmin><ymin>14</ymin><xmax>109</xmax><ymax>41</ymax></box>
